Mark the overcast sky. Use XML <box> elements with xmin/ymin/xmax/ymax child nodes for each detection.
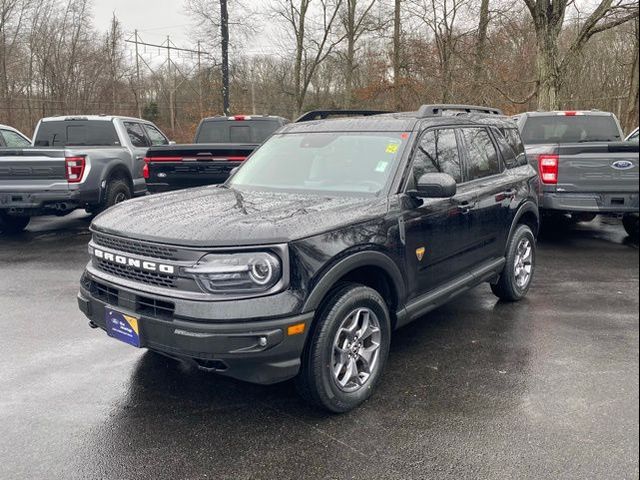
<box><xmin>93</xmin><ymin>0</ymin><xmax>192</xmax><ymax>46</ymax></box>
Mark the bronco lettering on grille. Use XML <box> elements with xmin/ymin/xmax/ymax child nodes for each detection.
<box><xmin>92</xmin><ymin>247</ymin><xmax>175</xmax><ymax>274</ymax></box>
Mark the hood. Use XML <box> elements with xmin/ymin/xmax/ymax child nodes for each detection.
<box><xmin>92</xmin><ymin>186</ymin><xmax>388</xmax><ymax>247</ymax></box>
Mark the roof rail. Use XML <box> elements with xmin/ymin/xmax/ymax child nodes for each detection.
<box><xmin>417</xmin><ymin>104</ymin><xmax>503</xmax><ymax>117</ymax></box>
<box><xmin>294</xmin><ymin>109</ymin><xmax>391</xmax><ymax>123</ymax></box>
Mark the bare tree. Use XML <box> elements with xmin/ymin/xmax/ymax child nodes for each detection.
<box><xmin>472</xmin><ymin>0</ymin><xmax>490</xmax><ymax>103</ymax></box>
<box><xmin>523</xmin><ymin>0</ymin><xmax>639</xmax><ymax>110</ymax></box>
<box><xmin>339</xmin><ymin>0</ymin><xmax>378</xmax><ymax>107</ymax></box>
<box><xmin>274</xmin><ymin>0</ymin><xmax>345</xmax><ymax>116</ymax></box>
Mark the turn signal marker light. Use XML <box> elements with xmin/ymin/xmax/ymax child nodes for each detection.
<box><xmin>287</xmin><ymin>323</ymin><xmax>306</xmax><ymax>336</ymax></box>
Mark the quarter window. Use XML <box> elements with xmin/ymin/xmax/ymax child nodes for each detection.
<box><xmin>460</xmin><ymin>128</ymin><xmax>501</xmax><ymax>180</ymax></box>
<box><xmin>411</xmin><ymin>128</ymin><xmax>462</xmax><ymax>186</ymax></box>
<box><xmin>124</xmin><ymin>122</ymin><xmax>149</xmax><ymax>148</ymax></box>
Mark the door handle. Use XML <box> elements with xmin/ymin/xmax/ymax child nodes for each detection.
<box><xmin>495</xmin><ymin>188</ymin><xmax>517</xmax><ymax>202</ymax></box>
<box><xmin>457</xmin><ymin>200</ymin><xmax>476</xmax><ymax>214</ymax></box>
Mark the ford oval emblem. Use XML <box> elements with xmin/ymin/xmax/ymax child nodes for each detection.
<box><xmin>611</xmin><ymin>160</ymin><xmax>635</xmax><ymax>170</ymax></box>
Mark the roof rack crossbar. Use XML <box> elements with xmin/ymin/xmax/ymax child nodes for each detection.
<box><xmin>294</xmin><ymin>110</ymin><xmax>391</xmax><ymax>123</ymax></box>
<box><xmin>417</xmin><ymin>104</ymin><xmax>503</xmax><ymax>117</ymax></box>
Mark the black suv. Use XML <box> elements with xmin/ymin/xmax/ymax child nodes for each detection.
<box><xmin>78</xmin><ymin>104</ymin><xmax>539</xmax><ymax>412</ymax></box>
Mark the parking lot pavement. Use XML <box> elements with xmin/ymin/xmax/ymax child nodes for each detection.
<box><xmin>0</xmin><ymin>213</ymin><xmax>637</xmax><ymax>480</ymax></box>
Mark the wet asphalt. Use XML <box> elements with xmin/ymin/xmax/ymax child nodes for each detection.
<box><xmin>0</xmin><ymin>213</ymin><xmax>638</xmax><ymax>480</ymax></box>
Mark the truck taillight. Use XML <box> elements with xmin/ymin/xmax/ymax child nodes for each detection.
<box><xmin>538</xmin><ymin>154</ymin><xmax>559</xmax><ymax>184</ymax></box>
<box><xmin>143</xmin><ymin>158</ymin><xmax>150</xmax><ymax>179</ymax></box>
<box><xmin>65</xmin><ymin>156</ymin><xmax>86</xmax><ymax>183</ymax></box>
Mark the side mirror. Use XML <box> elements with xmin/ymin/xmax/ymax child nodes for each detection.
<box><xmin>411</xmin><ymin>173</ymin><xmax>457</xmax><ymax>198</ymax></box>
<box><xmin>168</xmin><ymin>140</ymin><xmax>176</xmax><ymax>146</ymax></box>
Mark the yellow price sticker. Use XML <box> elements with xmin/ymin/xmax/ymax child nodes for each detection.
<box><xmin>386</xmin><ymin>143</ymin><xmax>399</xmax><ymax>154</ymax></box>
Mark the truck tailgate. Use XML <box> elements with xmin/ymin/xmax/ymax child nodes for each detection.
<box><xmin>0</xmin><ymin>149</ymin><xmax>68</xmax><ymax>191</ymax></box>
<box><xmin>145</xmin><ymin>143</ymin><xmax>257</xmax><ymax>192</ymax></box>
<box><xmin>555</xmin><ymin>143</ymin><xmax>638</xmax><ymax>193</ymax></box>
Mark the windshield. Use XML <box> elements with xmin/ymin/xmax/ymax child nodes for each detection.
<box><xmin>229</xmin><ymin>132</ymin><xmax>408</xmax><ymax>195</ymax></box>
<box><xmin>521</xmin><ymin>115</ymin><xmax>622</xmax><ymax>144</ymax></box>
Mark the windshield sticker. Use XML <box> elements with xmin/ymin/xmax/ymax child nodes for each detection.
<box><xmin>386</xmin><ymin>142</ymin><xmax>400</xmax><ymax>154</ymax></box>
<box><xmin>375</xmin><ymin>161</ymin><xmax>390</xmax><ymax>173</ymax></box>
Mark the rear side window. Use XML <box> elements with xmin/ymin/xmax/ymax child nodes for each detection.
<box><xmin>496</xmin><ymin>127</ymin><xmax>527</xmax><ymax>168</ymax></box>
<box><xmin>196</xmin><ymin>120</ymin><xmax>282</xmax><ymax>144</ymax></box>
<box><xmin>1</xmin><ymin>129</ymin><xmax>30</xmax><ymax>147</ymax></box>
<box><xmin>124</xmin><ymin>122</ymin><xmax>149</xmax><ymax>148</ymax></box>
<box><xmin>34</xmin><ymin>121</ymin><xmax>120</xmax><ymax>147</ymax></box>
<box><xmin>411</xmin><ymin>128</ymin><xmax>462</xmax><ymax>185</ymax></box>
<box><xmin>460</xmin><ymin>128</ymin><xmax>502</xmax><ymax>180</ymax></box>
<box><xmin>143</xmin><ymin>124</ymin><xmax>168</xmax><ymax>146</ymax></box>
<box><xmin>520</xmin><ymin>115</ymin><xmax>622</xmax><ymax>144</ymax></box>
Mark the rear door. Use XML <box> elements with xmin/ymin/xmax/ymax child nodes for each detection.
<box><xmin>458</xmin><ymin>126</ymin><xmax>514</xmax><ymax>261</ymax></box>
<box><xmin>122</xmin><ymin>121</ymin><xmax>151</xmax><ymax>182</ymax></box>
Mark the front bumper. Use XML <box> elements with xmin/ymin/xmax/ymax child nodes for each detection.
<box><xmin>78</xmin><ymin>274</ymin><xmax>313</xmax><ymax>385</ymax></box>
<box><xmin>541</xmin><ymin>192</ymin><xmax>639</xmax><ymax>213</ymax></box>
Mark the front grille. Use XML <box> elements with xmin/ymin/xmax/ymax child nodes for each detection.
<box><xmin>96</xmin><ymin>258</ymin><xmax>176</xmax><ymax>288</ymax></box>
<box><xmin>93</xmin><ymin>233</ymin><xmax>179</xmax><ymax>260</ymax></box>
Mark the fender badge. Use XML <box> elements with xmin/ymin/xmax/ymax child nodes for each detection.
<box><xmin>416</xmin><ymin>247</ymin><xmax>426</xmax><ymax>262</ymax></box>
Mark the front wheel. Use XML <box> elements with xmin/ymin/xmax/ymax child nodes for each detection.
<box><xmin>622</xmin><ymin>213</ymin><xmax>639</xmax><ymax>239</ymax></box>
<box><xmin>0</xmin><ymin>212</ymin><xmax>30</xmax><ymax>234</ymax></box>
<box><xmin>491</xmin><ymin>224</ymin><xmax>536</xmax><ymax>302</ymax></box>
<box><xmin>296</xmin><ymin>284</ymin><xmax>391</xmax><ymax>413</ymax></box>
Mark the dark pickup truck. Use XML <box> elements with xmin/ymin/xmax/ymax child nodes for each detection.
<box><xmin>143</xmin><ymin>111</ymin><xmax>388</xmax><ymax>193</ymax></box>
<box><xmin>78</xmin><ymin>104</ymin><xmax>539</xmax><ymax>412</ymax></box>
<box><xmin>514</xmin><ymin>110</ymin><xmax>639</xmax><ymax>237</ymax></box>
<box><xmin>144</xmin><ymin>115</ymin><xmax>288</xmax><ymax>193</ymax></box>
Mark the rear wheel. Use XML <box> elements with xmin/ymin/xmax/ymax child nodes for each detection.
<box><xmin>98</xmin><ymin>178</ymin><xmax>132</xmax><ymax>213</ymax></box>
<box><xmin>0</xmin><ymin>212</ymin><xmax>30</xmax><ymax>234</ymax></box>
<box><xmin>491</xmin><ymin>224</ymin><xmax>536</xmax><ymax>302</ymax></box>
<box><xmin>623</xmin><ymin>213</ymin><xmax>639</xmax><ymax>239</ymax></box>
<box><xmin>296</xmin><ymin>284</ymin><xmax>391</xmax><ymax>413</ymax></box>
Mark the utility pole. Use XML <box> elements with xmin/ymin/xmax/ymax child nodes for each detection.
<box><xmin>197</xmin><ymin>41</ymin><xmax>203</xmax><ymax>118</ymax></box>
<box><xmin>220</xmin><ymin>0</ymin><xmax>230</xmax><ymax>116</ymax></box>
<box><xmin>134</xmin><ymin>30</ymin><xmax>142</xmax><ymax>118</ymax></box>
<box><xmin>167</xmin><ymin>36</ymin><xmax>175</xmax><ymax>131</ymax></box>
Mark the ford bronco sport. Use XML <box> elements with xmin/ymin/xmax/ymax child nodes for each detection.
<box><xmin>78</xmin><ymin>104</ymin><xmax>540</xmax><ymax>412</ymax></box>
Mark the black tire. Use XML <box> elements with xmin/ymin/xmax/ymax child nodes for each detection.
<box><xmin>296</xmin><ymin>284</ymin><xmax>391</xmax><ymax>413</ymax></box>
<box><xmin>98</xmin><ymin>178</ymin><xmax>132</xmax><ymax>213</ymax></box>
<box><xmin>623</xmin><ymin>213</ymin><xmax>639</xmax><ymax>239</ymax></box>
<box><xmin>491</xmin><ymin>224</ymin><xmax>536</xmax><ymax>302</ymax></box>
<box><xmin>0</xmin><ymin>212</ymin><xmax>30</xmax><ymax>234</ymax></box>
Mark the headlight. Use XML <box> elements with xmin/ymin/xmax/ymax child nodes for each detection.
<box><xmin>184</xmin><ymin>252</ymin><xmax>282</xmax><ymax>294</ymax></box>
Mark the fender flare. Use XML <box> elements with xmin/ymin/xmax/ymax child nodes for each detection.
<box><xmin>302</xmin><ymin>250</ymin><xmax>407</xmax><ymax>313</ymax></box>
<box><xmin>98</xmin><ymin>161</ymin><xmax>134</xmax><ymax>201</ymax></box>
<box><xmin>507</xmin><ymin>201</ymin><xmax>540</xmax><ymax>247</ymax></box>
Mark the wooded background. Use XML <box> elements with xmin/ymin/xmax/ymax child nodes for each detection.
<box><xmin>1</xmin><ymin>0</ymin><xmax>638</xmax><ymax>142</ymax></box>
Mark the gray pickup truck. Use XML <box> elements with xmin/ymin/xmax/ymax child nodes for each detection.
<box><xmin>514</xmin><ymin>110</ymin><xmax>639</xmax><ymax>237</ymax></box>
<box><xmin>0</xmin><ymin>115</ymin><xmax>170</xmax><ymax>233</ymax></box>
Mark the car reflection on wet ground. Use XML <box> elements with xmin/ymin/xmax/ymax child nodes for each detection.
<box><xmin>0</xmin><ymin>212</ymin><xmax>638</xmax><ymax>479</ymax></box>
